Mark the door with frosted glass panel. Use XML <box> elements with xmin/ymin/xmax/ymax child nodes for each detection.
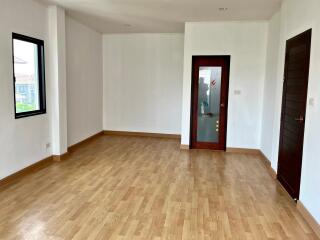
<box><xmin>190</xmin><ymin>56</ymin><xmax>230</xmax><ymax>150</ymax></box>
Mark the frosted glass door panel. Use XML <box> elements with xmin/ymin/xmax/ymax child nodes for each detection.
<box><xmin>197</xmin><ymin>67</ymin><xmax>222</xmax><ymax>143</ymax></box>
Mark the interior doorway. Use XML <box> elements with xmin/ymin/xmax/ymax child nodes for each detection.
<box><xmin>277</xmin><ymin>29</ymin><xmax>312</xmax><ymax>200</ymax></box>
<box><xmin>190</xmin><ymin>56</ymin><xmax>230</xmax><ymax>150</ymax></box>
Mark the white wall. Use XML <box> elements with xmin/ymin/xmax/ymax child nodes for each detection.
<box><xmin>66</xmin><ymin>16</ymin><xmax>103</xmax><ymax>147</ymax></box>
<box><xmin>0</xmin><ymin>0</ymin><xmax>103</xmax><ymax>180</ymax></box>
<box><xmin>261</xmin><ymin>0</ymin><xmax>320</xmax><ymax>224</ymax></box>
<box><xmin>260</xmin><ymin>12</ymin><xmax>281</xmax><ymax>161</ymax></box>
<box><xmin>0</xmin><ymin>0</ymin><xmax>51</xmax><ymax>180</ymax></box>
<box><xmin>103</xmin><ymin>34</ymin><xmax>184</xmax><ymax>134</ymax></box>
<box><xmin>181</xmin><ymin>22</ymin><xmax>268</xmax><ymax>148</ymax></box>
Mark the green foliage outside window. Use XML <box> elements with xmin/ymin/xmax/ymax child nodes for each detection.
<box><xmin>16</xmin><ymin>102</ymin><xmax>36</xmax><ymax>113</ymax></box>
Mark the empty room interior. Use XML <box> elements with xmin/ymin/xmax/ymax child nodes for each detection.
<box><xmin>1</xmin><ymin>0</ymin><xmax>320</xmax><ymax>239</ymax></box>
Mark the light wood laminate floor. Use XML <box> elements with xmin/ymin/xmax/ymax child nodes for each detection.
<box><xmin>0</xmin><ymin>136</ymin><xmax>318</xmax><ymax>240</ymax></box>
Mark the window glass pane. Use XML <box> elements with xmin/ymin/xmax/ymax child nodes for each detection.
<box><xmin>14</xmin><ymin>39</ymin><xmax>40</xmax><ymax>113</ymax></box>
<box><xmin>197</xmin><ymin>66</ymin><xmax>222</xmax><ymax>143</ymax></box>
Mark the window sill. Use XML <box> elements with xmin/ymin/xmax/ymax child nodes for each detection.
<box><xmin>15</xmin><ymin>110</ymin><xmax>46</xmax><ymax>119</ymax></box>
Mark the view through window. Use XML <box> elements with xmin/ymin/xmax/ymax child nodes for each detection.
<box><xmin>13</xmin><ymin>33</ymin><xmax>46</xmax><ymax>118</ymax></box>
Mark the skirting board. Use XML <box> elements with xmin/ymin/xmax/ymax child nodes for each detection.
<box><xmin>181</xmin><ymin>146</ymin><xmax>261</xmax><ymax>153</ymax></box>
<box><xmin>0</xmin><ymin>156</ymin><xmax>53</xmax><ymax>189</ymax></box>
<box><xmin>180</xmin><ymin>144</ymin><xmax>190</xmax><ymax>150</ymax></box>
<box><xmin>297</xmin><ymin>201</ymin><xmax>320</xmax><ymax>238</ymax></box>
<box><xmin>0</xmin><ymin>132</ymin><xmax>105</xmax><ymax>189</ymax></box>
<box><xmin>68</xmin><ymin>131</ymin><xmax>104</xmax><ymax>152</ymax></box>
<box><xmin>259</xmin><ymin>154</ymin><xmax>320</xmax><ymax>236</ymax></box>
<box><xmin>104</xmin><ymin>130</ymin><xmax>181</xmax><ymax>139</ymax></box>
<box><xmin>227</xmin><ymin>149</ymin><xmax>277</xmax><ymax>181</ymax></box>
<box><xmin>183</xmin><ymin>146</ymin><xmax>277</xmax><ymax>179</ymax></box>
<box><xmin>259</xmin><ymin>151</ymin><xmax>277</xmax><ymax>179</ymax></box>
<box><xmin>54</xmin><ymin>131</ymin><xmax>105</xmax><ymax>160</ymax></box>
<box><xmin>227</xmin><ymin>147</ymin><xmax>261</xmax><ymax>154</ymax></box>
<box><xmin>52</xmin><ymin>152</ymin><xmax>69</xmax><ymax>162</ymax></box>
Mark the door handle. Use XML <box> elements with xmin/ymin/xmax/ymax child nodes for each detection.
<box><xmin>220</xmin><ymin>103</ymin><xmax>225</xmax><ymax>108</ymax></box>
<box><xmin>294</xmin><ymin>116</ymin><xmax>304</xmax><ymax>122</ymax></box>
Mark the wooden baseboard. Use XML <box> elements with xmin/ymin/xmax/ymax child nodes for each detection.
<box><xmin>259</xmin><ymin>153</ymin><xmax>320</xmax><ymax>237</ymax></box>
<box><xmin>104</xmin><ymin>130</ymin><xmax>181</xmax><ymax>139</ymax></box>
<box><xmin>0</xmin><ymin>156</ymin><xmax>53</xmax><ymax>189</ymax></box>
<box><xmin>68</xmin><ymin>131</ymin><xmax>104</xmax><ymax>152</ymax></box>
<box><xmin>0</xmin><ymin>132</ymin><xmax>105</xmax><ymax>189</ymax></box>
<box><xmin>258</xmin><ymin>150</ymin><xmax>277</xmax><ymax>179</ymax></box>
<box><xmin>226</xmin><ymin>147</ymin><xmax>260</xmax><ymax>155</ymax></box>
<box><xmin>297</xmin><ymin>201</ymin><xmax>320</xmax><ymax>238</ymax></box>
<box><xmin>183</xmin><ymin>146</ymin><xmax>261</xmax><ymax>153</ymax></box>
<box><xmin>180</xmin><ymin>144</ymin><xmax>190</xmax><ymax>150</ymax></box>
<box><xmin>53</xmin><ymin>152</ymin><xmax>69</xmax><ymax>162</ymax></box>
<box><xmin>227</xmin><ymin>148</ymin><xmax>277</xmax><ymax>180</ymax></box>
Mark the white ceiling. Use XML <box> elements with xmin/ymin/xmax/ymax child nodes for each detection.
<box><xmin>42</xmin><ymin>0</ymin><xmax>282</xmax><ymax>33</ymax></box>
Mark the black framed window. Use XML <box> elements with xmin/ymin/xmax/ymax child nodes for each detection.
<box><xmin>12</xmin><ymin>33</ymin><xmax>46</xmax><ymax>119</ymax></box>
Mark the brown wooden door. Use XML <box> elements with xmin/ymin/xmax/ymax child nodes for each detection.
<box><xmin>190</xmin><ymin>56</ymin><xmax>230</xmax><ymax>150</ymax></box>
<box><xmin>278</xmin><ymin>29</ymin><xmax>312</xmax><ymax>200</ymax></box>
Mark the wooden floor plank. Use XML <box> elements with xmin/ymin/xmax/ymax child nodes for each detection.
<box><xmin>0</xmin><ymin>135</ymin><xmax>318</xmax><ymax>240</ymax></box>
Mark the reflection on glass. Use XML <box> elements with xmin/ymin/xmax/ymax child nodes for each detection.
<box><xmin>197</xmin><ymin>66</ymin><xmax>222</xmax><ymax>143</ymax></box>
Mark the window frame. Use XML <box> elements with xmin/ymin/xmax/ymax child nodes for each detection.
<box><xmin>12</xmin><ymin>33</ymin><xmax>46</xmax><ymax>119</ymax></box>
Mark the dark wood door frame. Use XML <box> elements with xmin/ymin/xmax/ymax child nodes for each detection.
<box><xmin>277</xmin><ymin>29</ymin><xmax>312</xmax><ymax>200</ymax></box>
<box><xmin>190</xmin><ymin>55</ymin><xmax>230</xmax><ymax>151</ymax></box>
